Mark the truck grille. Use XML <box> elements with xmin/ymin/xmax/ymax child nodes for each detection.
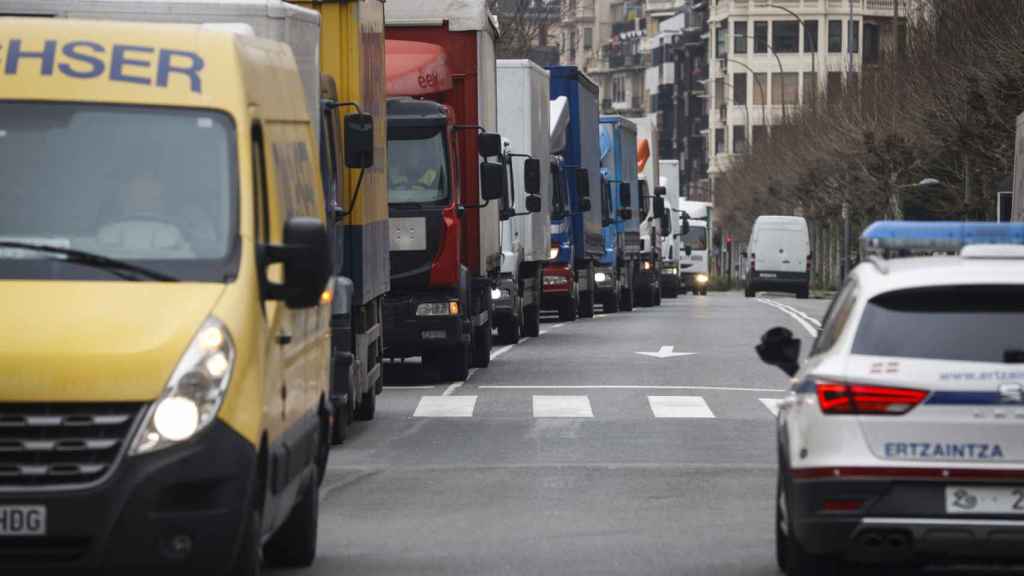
<box><xmin>0</xmin><ymin>404</ymin><xmax>142</xmax><ymax>488</ymax></box>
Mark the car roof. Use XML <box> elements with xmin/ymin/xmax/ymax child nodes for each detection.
<box><xmin>851</xmin><ymin>253</ymin><xmax>1024</xmax><ymax>299</ymax></box>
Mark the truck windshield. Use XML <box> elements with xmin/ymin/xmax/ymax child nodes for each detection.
<box><xmin>681</xmin><ymin>225</ymin><xmax>708</xmax><ymax>251</ymax></box>
<box><xmin>387</xmin><ymin>127</ymin><xmax>449</xmax><ymax>205</ymax></box>
<box><xmin>0</xmin><ymin>102</ymin><xmax>237</xmax><ymax>282</ymax></box>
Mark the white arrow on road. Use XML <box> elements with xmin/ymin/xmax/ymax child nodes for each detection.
<box><xmin>635</xmin><ymin>346</ymin><xmax>696</xmax><ymax>359</ymax></box>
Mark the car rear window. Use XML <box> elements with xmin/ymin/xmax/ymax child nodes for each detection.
<box><xmin>852</xmin><ymin>286</ymin><xmax>1024</xmax><ymax>363</ymax></box>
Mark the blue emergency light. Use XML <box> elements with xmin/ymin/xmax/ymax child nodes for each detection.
<box><xmin>861</xmin><ymin>221</ymin><xmax>1024</xmax><ymax>254</ymax></box>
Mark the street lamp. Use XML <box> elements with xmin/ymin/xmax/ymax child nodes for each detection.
<box><xmin>766</xmin><ymin>4</ymin><xmax>816</xmax><ymax>74</ymax></box>
<box><xmin>724</xmin><ymin>58</ymin><xmax>768</xmax><ymax>127</ymax></box>
<box><xmin>892</xmin><ymin>177</ymin><xmax>942</xmax><ymax>220</ymax></box>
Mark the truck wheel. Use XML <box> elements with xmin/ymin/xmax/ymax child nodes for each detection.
<box><xmin>654</xmin><ymin>287</ymin><xmax>662</xmax><ymax>306</ymax></box>
<box><xmin>604</xmin><ymin>292</ymin><xmax>620</xmax><ymax>313</ymax></box>
<box><xmin>498</xmin><ymin>317</ymin><xmax>520</xmax><ymax>345</ymax></box>
<box><xmin>353</xmin><ymin>384</ymin><xmax>375</xmax><ymax>421</ymax></box>
<box><xmin>524</xmin><ymin>305</ymin><xmax>540</xmax><ymax>337</ymax></box>
<box><xmin>230</xmin><ymin>507</ymin><xmax>262</xmax><ymax>576</ymax></box>
<box><xmin>331</xmin><ymin>385</ymin><xmax>352</xmax><ymax>445</ymax></box>
<box><xmin>579</xmin><ymin>290</ymin><xmax>595</xmax><ymax>318</ymax></box>
<box><xmin>264</xmin><ymin>468</ymin><xmax>319</xmax><ymax>568</ymax></box>
<box><xmin>745</xmin><ymin>286</ymin><xmax>755</xmax><ymax>298</ymax></box>
<box><xmin>796</xmin><ymin>286</ymin><xmax>810</xmax><ymax>299</ymax></box>
<box><xmin>620</xmin><ymin>288</ymin><xmax>634</xmax><ymax>312</ymax></box>
<box><xmin>558</xmin><ymin>300</ymin><xmax>576</xmax><ymax>322</ymax></box>
<box><xmin>441</xmin><ymin>343</ymin><xmax>470</xmax><ymax>382</ymax></box>
<box><xmin>471</xmin><ymin>321</ymin><xmax>492</xmax><ymax>368</ymax></box>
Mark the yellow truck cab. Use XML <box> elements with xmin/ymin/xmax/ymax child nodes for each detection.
<box><xmin>0</xmin><ymin>18</ymin><xmax>332</xmax><ymax>575</ymax></box>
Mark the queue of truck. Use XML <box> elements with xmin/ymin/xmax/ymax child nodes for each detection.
<box><xmin>0</xmin><ymin>0</ymin><xmax>715</xmax><ymax>573</ymax></box>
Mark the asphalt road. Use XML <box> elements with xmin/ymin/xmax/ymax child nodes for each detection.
<box><xmin>270</xmin><ymin>291</ymin><xmax>831</xmax><ymax>576</ymax></box>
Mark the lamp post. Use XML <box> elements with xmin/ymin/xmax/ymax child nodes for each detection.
<box><xmin>766</xmin><ymin>4</ymin><xmax>815</xmax><ymax>74</ymax></box>
<box><xmin>719</xmin><ymin>79</ymin><xmax>752</xmax><ymax>153</ymax></box>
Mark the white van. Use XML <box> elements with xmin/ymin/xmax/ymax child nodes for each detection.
<box><xmin>745</xmin><ymin>215</ymin><xmax>810</xmax><ymax>298</ymax></box>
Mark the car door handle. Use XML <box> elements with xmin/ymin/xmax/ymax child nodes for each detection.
<box><xmin>276</xmin><ymin>331</ymin><xmax>292</xmax><ymax>345</ymax></box>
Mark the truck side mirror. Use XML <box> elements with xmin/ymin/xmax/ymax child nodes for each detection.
<box><xmin>478</xmin><ymin>133</ymin><xmax>502</xmax><ymax>158</ymax></box>
<box><xmin>264</xmin><ymin>217</ymin><xmax>331</xmax><ymax>309</ymax></box>
<box><xmin>654</xmin><ymin>196</ymin><xmax>666</xmax><ymax>219</ymax></box>
<box><xmin>655</xmin><ymin>186</ymin><xmax>667</xmax><ymax>197</ymax></box>
<box><xmin>660</xmin><ymin>213</ymin><xmax>671</xmax><ymax>236</ymax></box>
<box><xmin>524</xmin><ymin>158</ymin><xmax>541</xmax><ymax>197</ymax></box>
<box><xmin>685</xmin><ymin>245</ymin><xmax>693</xmax><ymax>256</ymax></box>
<box><xmin>344</xmin><ymin>113</ymin><xmax>374</xmax><ymax>169</ymax></box>
<box><xmin>619</xmin><ymin>182</ymin><xmax>632</xmax><ymax>208</ymax></box>
<box><xmin>681</xmin><ymin>216</ymin><xmax>691</xmax><ymax>235</ymax></box>
<box><xmin>756</xmin><ymin>327</ymin><xmax>801</xmax><ymax>377</ymax></box>
<box><xmin>480</xmin><ymin>161</ymin><xmax>506</xmax><ymax>201</ymax></box>
<box><xmin>526</xmin><ymin>195</ymin><xmax>542</xmax><ymax>213</ymax></box>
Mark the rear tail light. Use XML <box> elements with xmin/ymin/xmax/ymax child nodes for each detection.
<box><xmin>806</xmin><ymin>252</ymin><xmax>813</xmax><ymax>273</ymax></box>
<box><xmin>816</xmin><ymin>381</ymin><xmax>928</xmax><ymax>415</ymax></box>
<box><xmin>750</xmin><ymin>253</ymin><xmax>756</xmax><ymax>272</ymax></box>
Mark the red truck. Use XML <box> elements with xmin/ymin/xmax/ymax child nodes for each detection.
<box><xmin>383</xmin><ymin>1</ymin><xmax>508</xmax><ymax>381</ymax></box>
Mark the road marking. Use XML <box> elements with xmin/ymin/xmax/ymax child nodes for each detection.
<box><xmin>760</xmin><ymin>398</ymin><xmax>784</xmax><ymax>416</ymax></box>
<box><xmin>757</xmin><ymin>297</ymin><xmax>819</xmax><ymax>337</ymax></box>
<box><xmin>550</xmin><ymin>323</ymin><xmax>565</xmax><ymax>329</ymax></box>
<box><xmin>648</xmin><ymin>396</ymin><xmax>715</xmax><ymax>418</ymax></box>
<box><xmin>441</xmin><ymin>368</ymin><xmax>479</xmax><ymax>396</ymax></box>
<box><xmin>479</xmin><ymin>384</ymin><xmax>784</xmax><ymax>393</ymax></box>
<box><xmin>538</xmin><ymin>330</ymin><xmax>549</xmax><ymax>335</ymax></box>
<box><xmin>635</xmin><ymin>345</ymin><xmax>697</xmax><ymax>359</ymax></box>
<box><xmin>490</xmin><ymin>344</ymin><xmax>514</xmax><ymax>360</ymax></box>
<box><xmin>532</xmin><ymin>395</ymin><xmax>593</xmax><ymax>418</ymax></box>
<box><xmin>384</xmin><ymin>385</ymin><xmax>437</xmax><ymax>390</ymax></box>
<box><xmin>413</xmin><ymin>395</ymin><xmax>477</xmax><ymax>417</ymax></box>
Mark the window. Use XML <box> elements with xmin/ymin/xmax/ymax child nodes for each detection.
<box><xmin>583</xmin><ymin>27</ymin><xmax>593</xmax><ymax>50</ymax></box>
<box><xmin>803</xmin><ymin>20</ymin><xmax>819</xmax><ymax>53</ymax></box>
<box><xmin>714</xmin><ymin>128</ymin><xmax>725</xmax><ymax>154</ymax></box>
<box><xmin>734</xmin><ymin>21</ymin><xmax>747</xmax><ymax>54</ymax></box>
<box><xmin>752</xmin><ymin>125</ymin><xmax>768</xmax><ymax>147</ymax></box>
<box><xmin>811</xmin><ymin>280</ymin><xmax>858</xmax><ymax>356</ymax></box>
<box><xmin>851</xmin><ymin>286</ymin><xmax>1024</xmax><ymax>362</ymax></box>
<box><xmin>732</xmin><ymin>125</ymin><xmax>747</xmax><ymax>154</ymax></box>
<box><xmin>802</xmin><ymin>72</ymin><xmax>817</xmax><ymax>104</ymax></box>
<box><xmin>387</xmin><ymin>127</ymin><xmax>450</xmax><ymax>204</ymax></box>
<box><xmin>613</xmin><ymin>75</ymin><xmax>626</xmax><ymax>102</ymax></box>
<box><xmin>828</xmin><ymin>20</ymin><xmax>842</xmax><ymax>53</ymax></box>
<box><xmin>752</xmin><ymin>73</ymin><xmax>767</xmax><ymax>105</ymax></box>
<box><xmin>715</xmin><ymin>78</ymin><xmax>725</xmax><ymax>105</ymax></box>
<box><xmin>716</xmin><ymin>22</ymin><xmax>728</xmax><ymax>58</ymax></box>
<box><xmin>772</xmin><ymin>21</ymin><xmax>799</xmax><ymax>53</ymax></box>
<box><xmin>771</xmin><ymin>72</ymin><xmax>799</xmax><ymax>107</ymax></box>
<box><xmin>863</xmin><ymin>22</ymin><xmax>881</xmax><ymax>63</ymax></box>
<box><xmin>849</xmin><ymin>19</ymin><xmax>860</xmax><ymax>53</ymax></box>
<box><xmin>754</xmin><ymin>21</ymin><xmax>768</xmax><ymax>53</ymax></box>
<box><xmin>733</xmin><ymin>72</ymin><xmax>747</xmax><ymax>105</ymax></box>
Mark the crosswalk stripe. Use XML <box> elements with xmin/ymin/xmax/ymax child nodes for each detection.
<box><xmin>532</xmin><ymin>395</ymin><xmax>594</xmax><ymax>418</ymax></box>
<box><xmin>648</xmin><ymin>396</ymin><xmax>715</xmax><ymax>418</ymax></box>
<box><xmin>760</xmin><ymin>398</ymin><xmax>784</xmax><ymax>416</ymax></box>
<box><xmin>413</xmin><ymin>396</ymin><xmax>477</xmax><ymax>418</ymax></box>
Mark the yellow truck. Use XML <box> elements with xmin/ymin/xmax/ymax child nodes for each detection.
<box><xmin>0</xmin><ymin>18</ymin><xmax>339</xmax><ymax>575</ymax></box>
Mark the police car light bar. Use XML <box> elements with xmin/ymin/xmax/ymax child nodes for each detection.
<box><xmin>861</xmin><ymin>221</ymin><xmax>1024</xmax><ymax>255</ymax></box>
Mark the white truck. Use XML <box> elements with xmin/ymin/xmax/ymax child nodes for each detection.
<box><xmin>495</xmin><ymin>60</ymin><xmax>552</xmax><ymax>342</ymax></box>
<box><xmin>658</xmin><ymin>159</ymin><xmax>682</xmax><ymax>297</ymax></box>
<box><xmin>678</xmin><ymin>199</ymin><xmax>713</xmax><ymax>295</ymax></box>
<box><xmin>632</xmin><ymin>115</ymin><xmax>663</xmax><ymax>306</ymax></box>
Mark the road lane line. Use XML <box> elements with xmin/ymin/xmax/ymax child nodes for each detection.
<box><xmin>538</xmin><ymin>330</ymin><xmax>549</xmax><ymax>335</ymax></box>
<box><xmin>490</xmin><ymin>344</ymin><xmax>514</xmax><ymax>360</ymax></box>
<box><xmin>757</xmin><ymin>297</ymin><xmax>819</xmax><ymax>337</ymax></box>
<box><xmin>550</xmin><ymin>323</ymin><xmax>565</xmax><ymax>329</ymax></box>
<box><xmin>770</xmin><ymin>299</ymin><xmax>822</xmax><ymax>328</ymax></box>
<box><xmin>413</xmin><ymin>395</ymin><xmax>477</xmax><ymax>417</ymax></box>
<box><xmin>385</xmin><ymin>385</ymin><xmax>437</xmax><ymax>390</ymax></box>
<box><xmin>479</xmin><ymin>384</ymin><xmax>785</xmax><ymax>393</ymax></box>
<box><xmin>532</xmin><ymin>395</ymin><xmax>593</xmax><ymax>418</ymax></box>
<box><xmin>648</xmin><ymin>396</ymin><xmax>715</xmax><ymax>418</ymax></box>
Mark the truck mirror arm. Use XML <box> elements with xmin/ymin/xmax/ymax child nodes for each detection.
<box><xmin>323</xmin><ymin>99</ymin><xmax>362</xmax><ymax>113</ymax></box>
<box><xmin>333</xmin><ymin>167</ymin><xmax>367</xmax><ymax>222</ymax></box>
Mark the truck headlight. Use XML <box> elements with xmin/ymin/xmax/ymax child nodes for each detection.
<box><xmin>130</xmin><ymin>317</ymin><xmax>235</xmax><ymax>455</ymax></box>
<box><xmin>491</xmin><ymin>288</ymin><xmax>503</xmax><ymax>301</ymax></box>
<box><xmin>696</xmin><ymin>273</ymin><xmax>709</xmax><ymax>284</ymax></box>
<box><xmin>549</xmin><ymin>247</ymin><xmax>560</xmax><ymax>259</ymax></box>
<box><xmin>594</xmin><ymin>272</ymin><xmax>607</xmax><ymax>283</ymax></box>
<box><xmin>642</xmin><ymin>261</ymin><xmax>653</xmax><ymax>271</ymax></box>
<box><xmin>417</xmin><ymin>301</ymin><xmax>459</xmax><ymax>316</ymax></box>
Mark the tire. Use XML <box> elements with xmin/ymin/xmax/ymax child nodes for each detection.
<box><xmin>353</xmin><ymin>384</ymin><xmax>375</xmax><ymax>421</ymax></box>
<box><xmin>441</xmin><ymin>343</ymin><xmax>470</xmax><ymax>382</ymax></box>
<box><xmin>745</xmin><ymin>286</ymin><xmax>755</xmax><ymax>298</ymax></box>
<box><xmin>331</xmin><ymin>380</ymin><xmax>353</xmax><ymax>445</ymax></box>
<box><xmin>654</xmin><ymin>288</ymin><xmax>662</xmax><ymax>306</ymax></box>
<box><xmin>776</xmin><ymin>472</ymin><xmax>787</xmax><ymax>573</ymax></box>
<box><xmin>558</xmin><ymin>299</ymin><xmax>576</xmax><ymax>322</ymax></box>
<box><xmin>579</xmin><ymin>289</ymin><xmax>595</xmax><ymax>318</ymax></box>
<box><xmin>524</xmin><ymin>305</ymin><xmax>540</xmax><ymax>337</ymax></box>
<box><xmin>796</xmin><ymin>285</ymin><xmax>810</xmax><ymax>299</ymax></box>
<box><xmin>780</xmin><ymin>472</ymin><xmax>842</xmax><ymax>576</ymax></box>
<box><xmin>264</xmin><ymin>468</ymin><xmax>319</xmax><ymax>568</ymax></box>
<box><xmin>471</xmin><ymin>320</ymin><xmax>492</xmax><ymax>368</ymax></box>
<box><xmin>620</xmin><ymin>288</ymin><xmax>634</xmax><ymax>312</ymax></box>
<box><xmin>230</xmin><ymin>507</ymin><xmax>262</xmax><ymax>576</ymax></box>
<box><xmin>604</xmin><ymin>291</ymin><xmax>620</xmax><ymax>313</ymax></box>
<box><xmin>497</xmin><ymin>316</ymin><xmax>520</xmax><ymax>345</ymax></box>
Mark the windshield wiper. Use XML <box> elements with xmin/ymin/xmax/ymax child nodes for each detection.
<box><xmin>0</xmin><ymin>241</ymin><xmax>179</xmax><ymax>282</ymax></box>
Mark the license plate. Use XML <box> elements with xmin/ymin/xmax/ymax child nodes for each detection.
<box><xmin>946</xmin><ymin>485</ymin><xmax>1024</xmax><ymax>514</ymax></box>
<box><xmin>759</xmin><ymin>273</ymin><xmax>777</xmax><ymax>278</ymax></box>
<box><xmin>0</xmin><ymin>505</ymin><xmax>47</xmax><ymax>536</ymax></box>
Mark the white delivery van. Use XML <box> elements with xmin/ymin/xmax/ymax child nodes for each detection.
<box><xmin>745</xmin><ymin>215</ymin><xmax>811</xmax><ymax>298</ymax></box>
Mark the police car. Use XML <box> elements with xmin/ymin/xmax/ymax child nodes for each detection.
<box><xmin>757</xmin><ymin>222</ymin><xmax>1024</xmax><ymax>574</ymax></box>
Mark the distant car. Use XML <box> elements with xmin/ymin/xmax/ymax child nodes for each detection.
<box><xmin>758</xmin><ymin>222</ymin><xmax>1024</xmax><ymax>575</ymax></box>
<box><xmin>746</xmin><ymin>215</ymin><xmax>810</xmax><ymax>299</ymax></box>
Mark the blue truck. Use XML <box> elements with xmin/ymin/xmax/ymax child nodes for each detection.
<box><xmin>542</xmin><ymin>66</ymin><xmax>604</xmax><ymax>321</ymax></box>
<box><xmin>597</xmin><ymin>116</ymin><xmax>641</xmax><ymax>311</ymax></box>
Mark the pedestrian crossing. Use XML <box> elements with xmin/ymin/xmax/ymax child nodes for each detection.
<box><xmin>402</xmin><ymin>393</ymin><xmax>785</xmax><ymax>420</ymax></box>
